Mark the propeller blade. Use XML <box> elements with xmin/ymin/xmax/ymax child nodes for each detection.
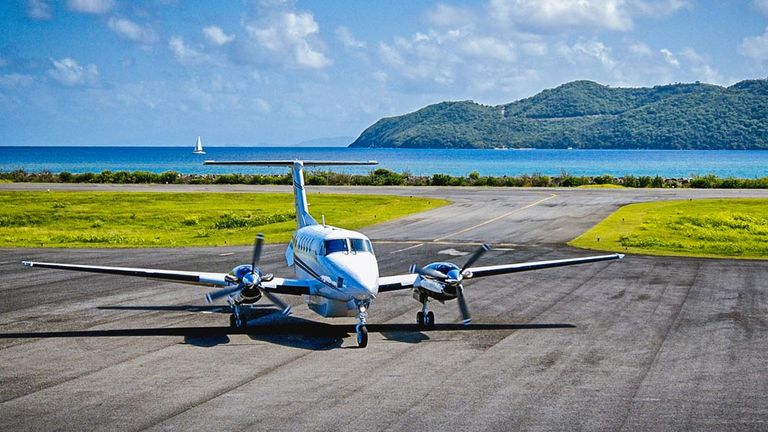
<box><xmin>461</xmin><ymin>243</ymin><xmax>491</xmax><ymax>272</ymax></box>
<box><xmin>410</xmin><ymin>264</ymin><xmax>449</xmax><ymax>280</ymax></box>
<box><xmin>205</xmin><ymin>285</ymin><xmax>242</xmax><ymax>303</ymax></box>
<box><xmin>251</xmin><ymin>234</ymin><xmax>264</xmax><ymax>271</ymax></box>
<box><xmin>263</xmin><ymin>290</ymin><xmax>292</xmax><ymax>315</ymax></box>
<box><xmin>456</xmin><ymin>286</ymin><xmax>471</xmax><ymax>325</ymax></box>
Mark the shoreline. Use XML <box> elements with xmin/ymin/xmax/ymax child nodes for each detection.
<box><xmin>2</xmin><ymin>170</ymin><xmax>766</xmax><ymax>189</ymax></box>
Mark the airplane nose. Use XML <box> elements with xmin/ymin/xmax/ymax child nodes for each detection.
<box><xmin>346</xmin><ymin>276</ymin><xmax>377</xmax><ymax>300</ymax></box>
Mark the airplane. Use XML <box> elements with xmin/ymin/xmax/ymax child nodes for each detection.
<box><xmin>22</xmin><ymin>160</ymin><xmax>623</xmax><ymax>348</ymax></box>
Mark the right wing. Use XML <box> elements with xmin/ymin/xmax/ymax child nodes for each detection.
<box><xmin>377</xmin><ymin>253</ymin><xmax>623</xmax><ymax>292</ymax></box>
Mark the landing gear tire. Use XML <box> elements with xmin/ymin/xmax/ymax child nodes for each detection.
<box><xmin>356</xmin><ymin>325</ymin><xmax>368</xmax><ymax>348</ymax></box>
<box><xmin>417</xmin><ymin>311</ymin><xmax>434</xmax><ymax>329</ymax></box>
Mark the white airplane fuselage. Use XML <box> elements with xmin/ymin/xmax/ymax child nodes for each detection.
<box><xmin>288</xmin><ymin>224</ymin><xmax>379</xmax><ymax>317</ymax></box>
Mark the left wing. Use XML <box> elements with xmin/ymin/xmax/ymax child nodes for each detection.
<box><xmin>21</xmin><ymin>261</ymin><xmax>311</xmax><ymax>295</ymax></box>
<box><xmin>378</xmin><ymin>253</ymin><xmax>623</xmax><ymax>292</ymax></box>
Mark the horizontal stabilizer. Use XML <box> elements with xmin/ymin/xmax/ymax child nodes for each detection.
<box><xmin>204</xmin><ymin>160</ymin><xmax>377</xmax><ymax>166</ymax></box>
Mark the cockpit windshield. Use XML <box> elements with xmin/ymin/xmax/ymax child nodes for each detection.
<box><xmin>324</xmin><ymin>238</ymin><xmax>375</xmax><ymax>256</ymax></box>
<box><xmin>324</xmin><ymin>239</ymin><xmax>348</xmax><ymax>254</ymax></box>
<box><xmin>350</xmin><ymin>238</ymin><xmax>374</xmax><ymax>254</ymax></box>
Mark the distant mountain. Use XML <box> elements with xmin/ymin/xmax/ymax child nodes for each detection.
<box><xmin>349</xmin><ymin>80</ymin><xmax>768</xmax><ymax>150</ymax></box>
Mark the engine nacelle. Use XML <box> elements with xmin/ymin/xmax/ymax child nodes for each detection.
<box><xmin>237</xmin><ymin>285</ymin><xmax>262</xmax><ymax>304</ymax></box>
<box><xmin>413</xmin><ymin>261</ymin><xmax>462</xmax><ymax>302</ymax></box>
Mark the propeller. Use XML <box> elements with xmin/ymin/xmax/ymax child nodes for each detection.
<box><xmin>456</xmin><ymin>286</ymin><xmax>471</xmax><ymax>325</ymax></box>
<box><xmin>461</xmin><ymin>243</ymin><xmax>490</xmax><ymax>273</ymax></box>
<box><xmin>409</xmin><ymin>264</ymin><xmax>448</xmax><ymax>280</ymax></box>
<box><xmin>205</xmin><ymin>234</ymin><xmax>291</xmax><ymax>315</ymax></box>
<box><xmin>410</xmin><ymin>242</ymin><xmax>491</xmax><ymax>325</ymax></box>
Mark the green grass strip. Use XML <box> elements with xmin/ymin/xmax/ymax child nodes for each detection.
<box><xmin>569</xmin><ymin>199</ymin><xmax>768</xmax><ymax>260</ymax></box>
<box><xmin>0</xmin><ymin>191</ymin><xmax>447</xmax><ymax>248</ymax></box>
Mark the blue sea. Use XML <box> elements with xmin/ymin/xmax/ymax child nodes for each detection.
<box><xmin>0</xmin><ymin>147</ymin><xmax>766</xmax><ymax>178</ymax></box>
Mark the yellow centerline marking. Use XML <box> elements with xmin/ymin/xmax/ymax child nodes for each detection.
<box><xmin>432</xmin><ymin>193</ymin><xmax>557</xmax><ymax>242</ymax></box>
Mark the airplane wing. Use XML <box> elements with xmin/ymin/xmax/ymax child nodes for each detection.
<box><xmin>21</xmin><ymin>261</ymin><xmax>312</xmax><ymax>295</ymax></box>
<box><xmin>378</xmin><ymin>253</ymin><xmax>623</xmax><ymax>292</ymax></box>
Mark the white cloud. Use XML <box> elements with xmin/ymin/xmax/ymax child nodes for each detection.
<box><xmin>378</xmin><ymin>42</ymin><xmax>405</xmax><ymax>68</ymax></box>
<box><xmin>0</xmin><ymin>73</ymin><xmax>34</xmax><ymax>88</ymax></box>
<box><xmin>336</xmin><ymin>26</ymin><xmax>366</xmax><ymax>49</ymax></box>
<box><xmin>630</xmin><ymin>0</ymin><xmax>692</xmax><ymax>17</ymax></box>
<box><xmin>660</xmin><ymin>48</ymin><xmax>679</xmax><ymax>67</ymax></box>
<box><xmin>425</xmin><ymin>4</ymin><xmax>477</xmax><ymax>27</ymax></box>
<box><xmin>490</xmin><ymin>0</ymin><xmax>633</xmax><ymax>32</ymax></box>
<box><xmin>680</xmin><ymin>48</ymin><xmax>720</xmax><ymax>84</ymax></box>
<box><xmin>108</xmin><ymin>18</ymin><xmax>158</xmax><ymax>44</ymax></box>
<box><xmin>754</xmin><ymin>0</ymin><xmax>768</xmax><ymax>15</ymax></box>
<box><xmin>521</xmin><ymin>41</ymin><xmax>548</xmax><ymax>56</ymax></box>
<box><xmin>47</xmin><ymin>57</ymin><xmax>98</xmax><ymax>86</ymax></box>
<box><xmin>244</xmin><ymin>10</ymin><xmax>331</xmax><ymax>69</ymax></box>
<box><xmin>460</xmin><ymin>36</ymin><xmax>515</xmax><ymax>62</ymax></box>
<box><xmin>253</xmin><ymin>97</ymin><xmax>272</xmax><ymax>114</ymax></box>
<box><xmin>739</xmin><ymin>27</ymin><xmax>768</xmax><ymax>61</ymax></box>
<box><xmin>67</xmin><ymin>0</ymin><xmax>114</xmax><ymax>15</ymax></box>
<box><xmin>169</xmin><ymin>37</ymin><xmax>211</xmax><ymax>65</ymax></box>
<box><xmin>628</xmin><ymin>42</ymin><xmax>653</xmax><ymax>56</ymax></box>
<box><xmin>203</xmin><ymin>26</ymin><xmax>235</xmax><ymax>46</ymax></box>
<box><xmin>561</xmin><ymin>39</ymin><xmax>616</xmax><ymax>69</ymax></box>
<box><xmin>26</xmin><ymin>0</ymin><xmax>52</xmax><ymax>20</ymax></box>
<box><xmin>487</xmin><ymin>0</ymin><xmax>691</xmax><ymax>34</ymax></box>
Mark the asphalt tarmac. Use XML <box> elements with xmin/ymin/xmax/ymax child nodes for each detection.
<box><xmin>1</xmin><ymin>185</ymin><xmax>767</xmax><ymax>431</ymax></box>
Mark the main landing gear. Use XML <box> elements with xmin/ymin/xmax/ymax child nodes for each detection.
<box><xmin>416</xmin><ymin>297</ymin><xmax>435</xmax><ymax>329</ymax></box>
<box><xmin>228</xmin><ymin>298</ymin><xmax>247</xmax><ymax>329</ymax></box>
<box><xmin>356</xmin><ymin>301</ymin><xmax>369</xmax><ymax>348</ymax></box>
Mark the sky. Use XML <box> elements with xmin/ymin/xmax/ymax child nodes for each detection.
<box><xmin>1</xmin><ymin>0</ymin><xmax>767</xmax><ymax>147</ymax></box>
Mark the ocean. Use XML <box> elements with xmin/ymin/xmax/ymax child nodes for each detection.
<box><xmin>1</xmin><ymin>147</ymin><xmax>766</xmax><ymax>178</ymax></box>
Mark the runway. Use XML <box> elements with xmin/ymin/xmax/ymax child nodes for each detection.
<box><xmin>2</xmin><ymin>185</ymin><xmax>768</xmax><ymax>431</ymax></box>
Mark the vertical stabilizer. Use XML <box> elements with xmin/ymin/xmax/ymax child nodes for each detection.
<box><xmin>290</xmin><ymin>161</ymin><xmax>317</xmax><ymax>228</ymax></box>
<box><xmin>203</xmin><ymin>159</ymin><xmax>377</xmax><ymax>230</ymax></box>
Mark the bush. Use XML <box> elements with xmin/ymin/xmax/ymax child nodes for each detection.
<box><xmin>431</xmin><ymin>173</ymin><xmax>452</xmax><ymax>186</ymax></box>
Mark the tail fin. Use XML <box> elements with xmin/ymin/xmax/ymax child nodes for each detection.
<box><xmin>204</xmin><ymin>159</ymin><xmax>377</xmax><ymax>229</ymax></box>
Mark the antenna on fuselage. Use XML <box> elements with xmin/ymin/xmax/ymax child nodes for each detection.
<box><xmin>322</xmin><ymin>214</ymin><xmax>326</xmax><ymax>227</ymax></box>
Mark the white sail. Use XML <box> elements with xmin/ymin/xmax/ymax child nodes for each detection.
<box><xmin>193</xmin><ymin>136</ymin><xmax>205</xmax><ymax>154</ymax></box>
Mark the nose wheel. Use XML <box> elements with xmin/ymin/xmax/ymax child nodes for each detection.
<box><xmin>355</xmin><ymin>301</ymin><xmax>370</xmax><ymax>348</ymax></box>
<box><xmin>356</xmin><ymin>323</ymin><xmax>368</xmax><ymax>348</ymax></box>
<box><xmin>417</xmin><ymin>299</ymin><xmax>435</xmax><ymax>329</ymax></box>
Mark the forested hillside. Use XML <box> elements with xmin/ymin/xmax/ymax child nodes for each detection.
<box><xmin>349</xmin><ymin>80</ymin><xmax>768</xmax><ymax>149</ymax></box>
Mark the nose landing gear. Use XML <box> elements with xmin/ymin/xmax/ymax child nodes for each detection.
<box><xmin>355</xmin><ymin>301</ymin><xmax>370</xmax><ymax>348</ymax></box>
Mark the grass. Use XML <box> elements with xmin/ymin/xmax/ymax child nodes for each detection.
<box><xmin>0</xmin><ymin>191</ymin><xmax>447</xmax><ymax>248</ymax></box>
<box><xmin>576</xmin><ymin>184</ymin><xmax>625</xmax><ymax>189</ymax></box>
<box><xmin>569</xmin><ymin>199</ymin><xmax>768</xmax><ymax>260</ymax></box>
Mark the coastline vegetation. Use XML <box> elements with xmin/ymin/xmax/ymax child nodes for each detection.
<box><xmin>569</xmin><ymin>199</ymin><xmax>768</xmax><ymax>260</ymax></box>
<box><xmin>350</xmin><ymin>79</ymin><xmax>768</xmax><ymax>150</ymax></box>
<box><xmin>2</xmin><ymin>169</ymin><xmax>767</xmax><ymax>189</ymax></box>
<box><xmin>0</xmin><ymin>191</ymin><xmax>447</xmax><ymax>248</ymax></box>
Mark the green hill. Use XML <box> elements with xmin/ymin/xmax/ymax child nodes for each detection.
<box><xmin>349</xmin><ymin>80</ymin><xmax>768</xmax><ymax>149</ymax></box>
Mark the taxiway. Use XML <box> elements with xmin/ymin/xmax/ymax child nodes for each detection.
<box><xmin>1</xmin><ymin>185</ymin><xmax>767</xmax><ymax>431</ymax></box>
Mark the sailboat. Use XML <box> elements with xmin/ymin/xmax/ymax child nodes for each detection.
<box><xmin>193</xmin><ymin>136</ymin><xmax>205</xmax><ymax>154</ymax></box>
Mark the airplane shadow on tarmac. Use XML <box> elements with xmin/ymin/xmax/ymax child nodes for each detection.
<box><xmin>0</xmin><ymin>305</ymin><xmax>576</xmax><ymax>351</ymax></box>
